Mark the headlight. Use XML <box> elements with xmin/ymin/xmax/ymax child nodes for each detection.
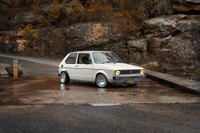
<box><xmin>115</xmin><ymin>70</ymin><xmax>121</xmax><ymax>76</ymax></box>
<box><xmin>140</xmin><ymin>69</ymin><xmax>145</xmax><ymax>74</ymax></box>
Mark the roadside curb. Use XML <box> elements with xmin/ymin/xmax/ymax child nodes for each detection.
<box><xmin>145</xmin><ymin>70</ymin><xmax>200</xmax><ymax>95</ymax></box>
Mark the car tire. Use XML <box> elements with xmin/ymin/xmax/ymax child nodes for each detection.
<box><xmin>95</xmin><ymin>73</ymin><xmax>108</xmax><ymax>88</ymax></box>
<box><xmin>60</xmin><ymin>71</ymin><xmax>70</xmax><ymax>84</ymax></box>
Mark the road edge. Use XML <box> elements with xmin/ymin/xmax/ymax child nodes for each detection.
<box><xmin>145</xmin><ymin>70</ymin><xmax>200</xmax><ymax>95</ymax></box>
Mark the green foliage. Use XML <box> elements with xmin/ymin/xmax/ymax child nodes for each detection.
<box><xmin>49</xmin><ymin>0</ymin><xmax>60</xmax><ymax>22</ymax></box>
<box><xmin>65</xmin><ymin>0</ymin><xmax>86</xmax><ymax>24</ymax></box>
<box><xmin>82</xmin><ymin>0</ymin><xmax>147</xmax><ymax>35</ymax></box>
<box><xmin>1</xmin><ymin>0</ymin><xmax>149</xmax><ymax>35</ymax></box>
<box><xmin>31</xmin><ymin>4</ymin><xmax>44</xmax><ymax>24</ymax></box>
<box><xmin>32</xmin><ymin>0</ymin><xmax>61</xmax><ymax>26</ymax></box>
<box><xmin>84</xmin><ymin>1</ymin><xmax>113</xmax><ymax>21</ymax></box>
<box><xmin>19</xmin><ymin>24</ymin><xmax>38</xmax><ymax>44</ymax></box>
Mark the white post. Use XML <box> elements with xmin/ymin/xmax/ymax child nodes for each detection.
<box><xmin>13</xmin><ymin>60</ymin><xmax>18</xmax><ymax>80</ymax></box>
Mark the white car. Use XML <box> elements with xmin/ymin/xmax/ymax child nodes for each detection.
<box><xmin>58</xmin><ymin>51</ymin><xmax>145</xmax><ymax>88</ymax></box>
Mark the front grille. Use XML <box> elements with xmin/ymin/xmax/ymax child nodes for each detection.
<box><xmin>120</xmin><ymin>70</ymin><xmax>140</xmax><ymax>75</ymax></box>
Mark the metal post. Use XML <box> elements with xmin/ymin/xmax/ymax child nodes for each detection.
<box><xmin>13</xmin><ymin>60</ymin><xmax>18</xmax><ymax>80</ymax></box>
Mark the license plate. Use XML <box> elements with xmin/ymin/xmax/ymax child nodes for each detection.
<box><xmin>126</xmin><ymin>78</ymin><xmax>134</xmax><ymax>83</ymax></box>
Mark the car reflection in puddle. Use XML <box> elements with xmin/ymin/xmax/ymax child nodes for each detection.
<box><xmin>60</xmin><ymin>84</ymin><xmax>69</xmax><ymax>91</ymax></box>
<box><xmin>0</xmin><ymin>75</ymin><xmax>200</xmax><ymax>105</ymax></box>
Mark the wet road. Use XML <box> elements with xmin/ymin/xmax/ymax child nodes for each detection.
<box><xmin>0</xmin><ymin>56</ymin><xmax>200</xmax><ymax>105</ymax></box>
<box><xmin>1</xmin><ymin>75</ymin><xmax>200</xmax><ymax>105</ymax></box>
<box><xmin>1</xmin><ymin>55</ymin><xmax>200</xmax><ymax>133</ymax></box>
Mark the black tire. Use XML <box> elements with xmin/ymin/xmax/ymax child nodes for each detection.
<box><xmin>60</xmin><ymin>71</ymin><xmax>70</xmax><ymax>84</ymax></box>
<box><xmin>95</xmin><ymin>74</ymin><xmax>108</xmax><ymax>88</ymax></box>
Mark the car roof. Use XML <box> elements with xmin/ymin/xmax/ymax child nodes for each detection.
<box><xmin>68</xmin><ymin>51</ymin><xmax>113</xmax><ymax>54</ymax></box>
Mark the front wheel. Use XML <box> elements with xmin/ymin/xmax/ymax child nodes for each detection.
<box><xmin>60</xmin><ymin>71</ymin><xmax>70</xmax><ymax>84</ymax></box>
<box><xmin>95</xmin><ymin>74</ymin><xmax>108</xmax><ymax>88</ymax></box>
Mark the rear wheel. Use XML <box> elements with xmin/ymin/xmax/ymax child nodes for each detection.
<box><xmin>95</xmin><ymin>74</ymin><xmax>108</xmax><ymax>88</ymax></box>
<box><xmin>60</xmin><ymin>71</ymin><xmax>70</xmax><ymax>84</ymax></box>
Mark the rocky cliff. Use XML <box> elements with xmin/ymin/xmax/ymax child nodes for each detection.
<box><xmin>0</xmin><ymin>0</ymin><xmax>200</xmax><ymax>80</ymax></box>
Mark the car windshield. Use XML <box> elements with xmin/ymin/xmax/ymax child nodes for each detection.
<box><xmin>92</xmin><ymin>51</ymin><xmax>123</xmax><ymax>64</ymax></box>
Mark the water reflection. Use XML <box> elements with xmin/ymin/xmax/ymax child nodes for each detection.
<box><xmin>60</xmin><ymin>84</ymin><xmax>69</xmax><ymax>91</ymax></box>
<box><xmin>97</xmin><ymin>88</ymin><xmax>106</xmax><ymax>93</ymax></box>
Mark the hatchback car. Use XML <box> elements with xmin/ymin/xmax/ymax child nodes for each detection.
<box><xmin>58</xmin><ymin>51</ymin><xmax>145</xmax><ymax>88</ymax></box>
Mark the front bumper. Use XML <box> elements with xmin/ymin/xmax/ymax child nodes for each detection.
<box><xmin>111</xmin><ymin>74</ymin><xmax>146</xmax><ymax>84</ymax></box>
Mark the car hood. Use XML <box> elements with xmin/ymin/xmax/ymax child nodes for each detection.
<box><xmin>94</xmin><ymin>63</ymin><xmax>144</xmax><ymax>70</ymax></box>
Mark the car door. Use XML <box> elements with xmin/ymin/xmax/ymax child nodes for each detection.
<box><xmin>63</xmin><ymin>53</ymin><xmax>78</xmax><ymax>80</ymax></box>
<box><xmin>74</xmin><ymin>53</ymin><xmax>93</xmax><ymax>82</ymax></box>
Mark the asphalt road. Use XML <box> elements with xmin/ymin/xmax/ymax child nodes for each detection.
<box><xmin>0</xmin><ymin>55</ymin><xmax>200</xmax><ymax>133</ymax></box>
<box><xmin>1</xmin><ymin>104</ymin><xmax>200</xmax><ymax>133</ymax></box>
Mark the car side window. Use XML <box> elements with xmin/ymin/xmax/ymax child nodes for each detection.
<box><xmin>78</xmin><ymin>53</ymin><xmax>92</xmax><ymax>64</ymax></box>
<box><xmin>65</xmin><ymin>53</ymin><xmax>77</xmax><ymax>64</ymax></box>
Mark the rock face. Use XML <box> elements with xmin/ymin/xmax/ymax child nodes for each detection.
<box><xmin>148</xmin><ymin>0</ymin><xmax>200</xmax><ymax>17</ymax></box>
<box><xmin>0</xmin><ymin>0</ymin><xmax>200</xmax><ymax>80</ymax></box>
<box><xmin>173</xmin><ymin>0</ymin><xmax>200</xmax><ymax>12</ymax></box>
<box><xmin>63</xmin><ymin>22</ymin><xmax>130</xmax><ymax>60</ymax></box>
<box><xmin>148</xmin><ymin>0</ymin><xmax>174</xmax><ymax>16</ymax></box>
<box><xmin>36</xmin><ymin>28</ymin><xmax>66</xmax><ymax>57</ymax></box>
<box><xmin>127</xmin><ymin>39</ymin><xmax>148</xmax><ymax>63</ymax></box>
<box><xmin>14</xmin><ymin>12</ymin><xmax>39</xmax><ymax>24</ymax></box>
<box><xmin>64</xmin><ymin>22</ymin><xmax>122</xmax><ymax>51</ymax></box>
<box><xmin>143</xmin><ymin>14</ymin><xmax>200</xmax><ymax>71</ymax></box>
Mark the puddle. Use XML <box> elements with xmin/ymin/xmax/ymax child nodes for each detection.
<box><xmin>0</xmin><ymin>75</ymin><xmax>12</xmax><ymax>83</ymax></box>
<box><xmin>0</xmin><ymin>75</ymin><xmax>200</xmax><ymax>105</ymax></box>
<box><xmin>60</xmin><ymin>84</ymin><xmax>70</xmax><ymax>91</ymax></box>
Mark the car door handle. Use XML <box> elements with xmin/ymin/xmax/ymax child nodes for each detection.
<box><xmin>75</xmin><ymin>65</ymin><xmax>79</xmax><ymax>67</ymax></box>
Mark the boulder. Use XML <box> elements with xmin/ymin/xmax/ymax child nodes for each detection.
<box><xmin>143</xmin><ymin>14</ymin><xmax>200</xmax><ymax>76</ymax></box>
<box><xmin>14</xmin><ymin>12</ymin><xmax>39</xmax><ymax>24</ymax></box>
<box><xmin>127</xmin><ymin>39</ymin><xmax>147</xmax><ymax>52</ymax></box>
<box><xmin>162</xmin><ymin>31</ymin><xmax>200</xmax><ymax>66</ymax></box>
<box><xmin>144</xmin><ymin>0</ymin><xmax>200</xmax><ymax>17</ymax></box>
<box><xmin>173</xmin><ymin>0</ymin><xmax>200</xmax><ymax>12</ymax></box>
<box><xmin>143</xmin><ymin>14</ymin><xmax>183</xmax><ymax>38</ymax></box>
<box><xmin>141</xmin><ymin>62</ymin><xmax>160</xmax><ymax>71</ymax></box>
<box><xmin>175</xmin><ymin>15</ymin><xmax>200</xmax><ymax>32</ymax></box>
<box><xmin>148</xmin><ymin>0</ymin><xmax>174</xmax><ymax>17</ymax></box>
<box><xmin>127</xmin><ymin>39</ymin><xmax>148</xmax><ymax>64</ymax></box>
<box><xmin>5</xmin><ymin>65</ymin><xmax>23</xmax><ymax>75</ymax></box>
<box><xmin>143</xmin><ymin>14</ymin><xmax>200</xmax><ymax>38</ymax></box>
<box><xmin>146</xmin><ymin>29</ymin><xmax>200</xmax><ymax>69</ymax></box>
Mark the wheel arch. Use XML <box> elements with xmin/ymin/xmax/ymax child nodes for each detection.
<box><xmin>60</xmin><ymin>70</ymin><xmax>69</xmax><ymax>76</ymax></box>
<box><xmin>95</xmin><ymin>71</ymin><xmax>108</xmax><ymax>81</ymax></box>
